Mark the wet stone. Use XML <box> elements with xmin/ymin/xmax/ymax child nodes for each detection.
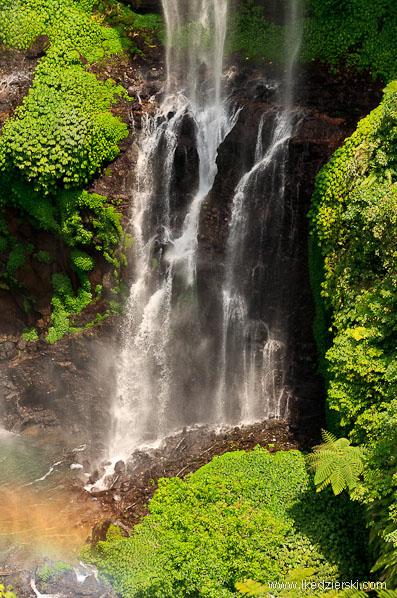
<box><xmin>114</xmin><ymin>459</ymin><xmax>126</xmax><ymax>474</ymax></box>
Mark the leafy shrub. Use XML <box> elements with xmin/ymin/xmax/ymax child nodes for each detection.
<box><xmin>0</xmin><ymin>236</ymin><xmax>8</xmax><ymax>253</ymax></box>
<box><xmin>0</xmin><ymin>0</ymin><xmax>132</xmax><ymax>341</ymax></box>
<box><xmin>81</xmin><ymin>448</ymin><xmax>368</xmax><ymax>597</ymax></box>
<box><xmin>6</xmin><ymin>242</ymin><xmax>26</xmax><ymax>277</ymax></box>
<box><xmin>303</xmin><ymin>0</ymin><xmax>397</xmax><ymax>82</ymax></box>
<box><xmin>0</xmin><ymin>585</ymin><xmax>17</xmax><ymax>598</ymax></box>
<box><xmin>21</xmin><ymin>327</ymin><xmax>39</xmax><ymax>342</ymax></box>
<box><xmin>34</xmin><ymin>250</ymin><xmax>51</xmax><ymax>264</ymax></box>
<box><xmin>227</xmin><ymin>0</ymin><xmax>397</xmax><ymax>82</ymax></box>
<box><xmin>46</xmin><ymin>272</ymin><xmax>92</xmax><ymax>343</ymax></box>
<box><xmin>226</xmin><ymin>1</ymin><xmax>287</xmax><ymax>64</ymax></box>
<box><xmin>71</xmin><ymin>249</ymin><xmax>94</xmax><ymax>272</ymax></box>
<box><xmin>309</xmin><ymin>91</ymin><xmax>397</xmax><ymax>437</ymax></box>
<box><xmin>37</xmin><ymin>561</ymin><xmax>73</xmax><ymax>582</ymax></box>
<box><xmin>309</xmin><ymin>89</ymin><xmax>397</xmax><ymax>584</ymax></box>
<box><xmin>0</xmin><ymin>63</ymin><xmax>127</xmax><ymax>195</ymax></box>
<box><xmin>99</xmin><ymin>0</ymin><xmax>163</xmax><ymax>48</ymax></box>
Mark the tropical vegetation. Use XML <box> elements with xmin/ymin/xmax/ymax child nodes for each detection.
<box><xmin>81</xmin><ymin>448</ymin><xmax>368</xmax><ymax>597</ymax></box>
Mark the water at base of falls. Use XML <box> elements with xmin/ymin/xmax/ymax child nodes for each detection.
<box><xmin>108</xmin><ymin>0</ymin><xmax>303</xmax><ymax>463</ymax></box>
<box><xmin>0</xmin><ymin>429</ymin><xmax>96</xmax><ymax>564</ymax></box>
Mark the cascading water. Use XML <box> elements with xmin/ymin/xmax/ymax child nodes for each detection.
<box><xmin>109</xmin><ymin>0</ymin><xmax>232</xmax><ymax>458</ymax></box>
<box><xmin>215</xmin><ymin>0</ymin><xmax>303</xmax><ymax>423</ymax></box>
<box><xmin>108</xmin><ymin>0</ymin><xmax>303</xmax><ymax>464</ymax></box>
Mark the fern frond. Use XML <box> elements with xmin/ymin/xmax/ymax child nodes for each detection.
<box><xmin>339</xmin><ymin>589</ymin><xmax>367</xmax><ymax>598</ymax></box>
<box><xmin>235</xmin><ymin>579</ymin><xmax>266</xmax><ymax>597</ymax></box>
<box><xmin>330</xmin><ymin>466</ymin><xmax>347</xmax><ymax>495</ymax></box>
<box><xmin>307</xmin><ymin>432</ymin><xmax>364</xmax><ymax>496</ymax></box>
<box><xmin>321</xmin><ymin>429</ymin><xmax>338</xmax><ymax>444</ymax></box>
<box><xmin>285</xmin><ymin>568</ymin><xmax>316</xmax><ymax>582</ymax></box>
<box><xmin>377</xmin><ymin>590</ymin><xmax>397</xmax><ymax>598</ymax></box>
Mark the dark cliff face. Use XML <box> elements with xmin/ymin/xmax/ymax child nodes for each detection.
<box><xmin>0</xmin><ymin>43</ymin><xmax>383</xmax><ymax>437</ymax></box>
<box><xmin>194</xmin><ymin>65</ymin><xmax>382</xmax><ymax>430</ymax></box>
<box><xmin>126</xmin><ymin>0</ymin><xmax>162</xmax><ymax>13</ymax></box>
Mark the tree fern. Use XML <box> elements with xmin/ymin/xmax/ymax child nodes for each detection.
<box><xmin>306</xmin><ymin>430</ymin><xmax>364</xmax><ymax>495</ymax></box>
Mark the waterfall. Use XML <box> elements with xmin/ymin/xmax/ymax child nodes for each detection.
<box><xmin>215</xmin><ymin>0</ymin><xmax>303</xmax><ymax>423</ymax></box>
<box><xmin>109</xmin><ymin>0</ymin><xmax>232</xmax><ymax>459</ymax></box>
<box><xmin>107</xmin><ymin>0</ymin><xmax>303</xmax><ymax>464</ymax></box>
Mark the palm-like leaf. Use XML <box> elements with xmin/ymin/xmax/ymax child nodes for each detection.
<box><xmin>235</xmin><ymin>580</ymin><xmax>266</xmax><ymax>597</ymax></box>
<box><xmin>306</xmin><ymin>430</ymin><xmax>364</xmax><ymax>495</ymax></box>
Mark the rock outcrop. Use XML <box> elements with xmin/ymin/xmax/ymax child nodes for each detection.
<box><xmin>0</xmin><ymin>34</ymin><xmax>383</xmax><ymax>438</ymax></box>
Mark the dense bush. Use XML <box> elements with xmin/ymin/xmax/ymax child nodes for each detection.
<box><xmin>309</xmin><ymin>88</ymin><xmax>397</xmax><ymax>585</ymax></box>
<box><xmin>0</xmin><ymin>585</ymin><xmax>17</xmax><ymax>598</ymax></box>
<box><xmin>303</xmin><ymin>0</ymin><xmax>397</xmax><ymax>81</ymax></box>
<box><xmin>0</xmin><ymin>0</ymin><xmax>129</xmax><ymax>195</ymax></box>
<box><xmin>309</xmin><ymin>91</ymin><xmax>397</xmax><ymax>437</ymax></box>
<box><xmin>99</xmin><ymin>0</ymin><xmax>163</xmax><ymax>50</ymax></box>
<box><xmin>81</xmin><ymin>448</ymin><xmax>368</xmax><ymax>598</ymax></box>
<box><xmin>0</xmin><ymin>0</ymin><xmax>132</xmax><ymax>340</ymax></box>
<box><xmin>227</xmin><ymin>2</ymin><xmax>284</xmax><ymax>62</ymax></box>
<box><xmin>228</xmin><ymin>0</ymin><xmax>397</xmax><ymax>82</ymax></box>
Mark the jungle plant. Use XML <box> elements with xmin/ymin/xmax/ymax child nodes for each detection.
<box><xmin>0</xmin><ymin>586</ymin><xmax>17</xmax><ymax>598</ymax></box>
<box><xmin>309</xmin><ymin>85</ymin><xmax>397</xmax><ymax>585</ymax></box>
<box><xmin>81</xmin><ymin>448</ymin><xmax>368</xmax><ymax>598</ymax></box>
<box><xmin>37</xmin><ymin>561</ymin><xmax>73</xmax><ymax>582</ymax></box>
<box><xmin>21</xmin><ymin>327</ymin><xmax>39</xmax><ymax>342</ymax></box>
<box><xmin>306</xmin><ymin>430</ymin><xmax>364</xmax><ymax>495</ymax></box>
<box><xmin>237</xmin><ymin>578</ymin><xmax>397</xmax><ymax>598</ymax></box>
<box><xmin>0</xmin><ymin>0</ymin><xmax>134</xmax><ymax>341</ymax></box>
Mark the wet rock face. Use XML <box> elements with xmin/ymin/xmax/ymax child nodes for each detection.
<box><xmin>123</xmin><ymin>0</ymin><xmax>162</xmax><ymax>13</ymax></box>
<box><xmin>197</xmin><ymin>62</ymin><xmax>383</xmax><ymax>431</ymax></box>
<box><xmin>1</xmin><ymin>322</ymin><xmax>118</xmax><ymax>443</ymax></box>
<box><xmin>0</xmin><ymin>47</ymin><xmax>39</xmax><ymax>132</ymax></box>
<box><xmin>0</xmin><ymin>51</ymin><xmax>383</xmax><ymax>438</ymax></box>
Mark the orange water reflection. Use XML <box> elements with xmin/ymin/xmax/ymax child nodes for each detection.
<box><xmin>0</xmin><ymin>483</ymin><xmax>101</xmax><ymax>563</ymax></box>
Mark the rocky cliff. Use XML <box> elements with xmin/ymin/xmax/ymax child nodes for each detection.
<box><xmin>0</xmin><ymin>23</ymin><xmax>383</xmax><ymax>437</ymax></box>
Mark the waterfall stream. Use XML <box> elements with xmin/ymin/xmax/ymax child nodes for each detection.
<box><xmin>109</xmin><ymin>0</ymin><xmax>233</xmax><ymax>458</ymax></box>
<box><xmin>108</xmin><ymin>0</ymin><xmax>303</xmax><ymax>463</ymax></box>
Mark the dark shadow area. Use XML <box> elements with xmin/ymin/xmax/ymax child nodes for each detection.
<box><xmin>289</xmin><ymin>483</ymin><xmax>371</xmax><ymax>580</ymax></box>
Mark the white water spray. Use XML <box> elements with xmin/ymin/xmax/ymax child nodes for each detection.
<box><xmin>107</xmin><ymin>0</ymin><xmax>303</xmax><ymax>466</ymax></box>
<box><xmin>215</xmin><ymin>0</ymin><xmax>303</xmax><ymax>424</ymax></box>
<box><xmin>109</xmin><ymin>0</ymin><xmax>232</xmax><ymax>459</ymax></box>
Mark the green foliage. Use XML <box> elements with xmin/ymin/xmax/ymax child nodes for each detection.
<box><xmin>82</xmin><ymin>448</ymin><xmax>368</xmax><ymax>597</ymax></box>
<box><xmin>237</xmin><ymin>578</ymin><xmax>395</xmax><ymax>598</ymax></box>
<box><xmin>99</xmin><ymin>0</ymin><xmax>163</xmax><ymax>49</ymax></box>
<box><xmin>0</xmin><ymin>0</ymin><xmax>124</xmax><ymax>55</ymax></box>
<box><xmin>228</xmin><ymin>0</ymin><xmax>397</xmax><ymax>81</ymax></box>
<box><xmin>309</xmin><ymin>89</ymin><xmax>397</xmax><ymax>584</ymax></box>
<box><xmin>0</xmin><ymin>0</ymin><xmax>131</xmax><ymax>341</ymax></box>
<box><xmin>0</xmin><ymin>585</ymin><xmax>17</xmax><ymax>598</ymax></box>
<box><xmin>6</xmin><ymin>242</ymin><xmax>26</xmax><ymax>277</ymax></box>
<box><xmin>303</xmin><ymin>0</ymin><xmax>397</xmax><ymax>82</ymax></box>
<box><xmin>37</xmin><ymin>561</ymin><xmax>73</xmax><ymax>582</ymax></box>
<box><xmin>71</xmin><ymin>249</ymin><xmax>94</xmax><ymax>272</ymax></box>
<box><xmin>307</xmin><ymin>430</ymin><xmax>364</xmax><ymax>495</ymax></box>
<box><xmin>226</xmin><ymin>1</ymin><xmax>290</xmax><ymax>64</ymax></box>
<box><xmin>0</xmin><ymin>0</ymin><xmax>129</xmax><ymax>196</ymax></box>
<box><xmin>46</xmin><ymin>272</ymin><xmax>92</xmax><ymax>343</ymax></box>
<box><xmin>21</xmin><ymin>327</ymin><xmax>39</xmax><ymax>342</ymax></box>
<box><xmin>33</xmin><ymin>250</ymin><xmax>51</xmax><ymax>264</ymax></box>
<box><xmin>0</xmin><ymin>236</ymin><xmax>8</xmax><ymax>253</ymax></box>
<box><xmin>309</xmin><ymin>91</ymin><xmax>397</xmax><ymax>437</ymax></box>
<box><xmin>236</xmin><ymin>568</ymin><xmax>316</xmax><ymax>597</ymax></box>
<box><xmin>384</xmin><ymin>81</ymin><xmax>397</xmax><ymax>94</ymax></box>
<box><xmin>0</xmin><ymin>62</ymin><xmax>127</xmax><ymax>195</ymax></box>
